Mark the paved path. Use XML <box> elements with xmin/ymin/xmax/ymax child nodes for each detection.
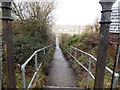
<box><xmin>48</xmin><ymin>45</ymin><xmax>76</xmax><ymax>87</ymax></box>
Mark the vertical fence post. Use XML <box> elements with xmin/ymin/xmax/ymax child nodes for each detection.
<box><xmin>2</xmin><ymin>2</ymin><xmax>16</xmax><ymax>88</ymax></box>
<box><xmin>70</xmin><ymin>47</ymin><xmax>72</xmax><ymax>54</ymax></box>
<box><xmin>111</xmin><ymin>44</ymin><xmax>120</xmax><ymax>88</ymax></box>
<box><xmin>94</xmin><ymin>0</ymin><xmax>116</xmax><ymax>88</ymax></box>
<box><xmin>112</xmin><ymin>75</ymin><xmax>119</xmax><ymax>88</ymax></box>
<box><xmin>21</xmin><ymin>67</ymin><xmax>26</xmax><ymax>88</ymax></box>
<box><xmin>0</xmin><ymin>3</ymin><xmax>2</xmax><ymax>90</ymax></box>
<box><xmin>65</xmin><ymin>45</ymin><xmax>67</xmax><ymax>58</ymax></box>
<box><xmin>35</xmin><ymin>53</ymin><xmax>38</xmax><ymax>72</ymax></box>
<box><xmin>86</xmin><ymin>58</ymin><xmax>92</xmax><ymax>88</ymax></box>
<box><xmin>70</xmin><ymin>47</ymin><xmax>72</xmax><ymax>60</ymax></box>
<box><xmin>111</xmin><ymin>76</ymin><xmax>118</xmax><ymax>90</ymax></box>
<box><xmin>74</xmin><ymin>49</ymin><xmax>77</xmax><ymax>58</ymax></box>
<box><xmin>44</xmin><ymin>48</ymin><xmax>46</xmax><ymax>55</ymax></box>
<box><xmin>66</xmin><ymin>46</ymin><xmax>68</xmax><ymax>57</ymax></box>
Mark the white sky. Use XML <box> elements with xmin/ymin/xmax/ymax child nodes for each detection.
<box><xmin>14</xmin><ymin>0</ymin><xmax>120</xmax><ymax>25</ymax></box>
<box><xmin>53</xmin><ymin>0</ymin><xmax>120</xmax><ymax>25</ymax></box>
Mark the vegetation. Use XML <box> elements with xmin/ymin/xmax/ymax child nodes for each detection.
<box><xmin>3</xmin><ymin>47</ymin><xmax>54</xmax><ymax>88</ymax></box>
<box><xmin>81</xmin><ymin>17</ymin><xmax>100</xmax><ymax>34</ymax></box>
<box><xmin>2</xmin><ymin>1</ymin><xmax>55</xmax><ymax>88</ymax></box>
<box><xmin>61</xmin><ymin>24</ymin><xmax>120</xmax><ymax>88</ymax></box>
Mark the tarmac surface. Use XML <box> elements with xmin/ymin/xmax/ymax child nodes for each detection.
<box><xmin>48</xmin><ymin>44</ymin><xmax>76</xmax><ymax>87</ymax></box>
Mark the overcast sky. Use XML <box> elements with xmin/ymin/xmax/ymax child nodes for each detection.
<box><xmin>53</xmin><ymin>0</ymin><xmax>119</xmax><ymax>25</ymax></box>
<box><xmin>14</xmin><ymin>0</ymin><xmax>120</xmax><ymax>25</ymax></box>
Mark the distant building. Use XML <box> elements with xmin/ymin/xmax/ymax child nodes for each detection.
<box><xmin>52</xmin><ymin>25</ymin><xmax>82</xmax><ymax>35</ymax></box>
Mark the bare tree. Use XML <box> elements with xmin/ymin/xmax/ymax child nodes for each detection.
<box><xmin>11</xmin><ymin>1</ymin><xmax>55</xmax><ymax>23</ymax></box>
<box><xmin>93</xmin><ymin>17</ymin><xmax>100</xmax><ymax>32</ymax></box>
<box><xmin>12</xmin><ymin>2</ymin><xmax>25</xmax><ymax>21</ymax></box>
<box><xmin>81</xmin><ymin>24</ymin><xmax>94</xmax><ymax>34</ymax></box>
<box><xmin>82</xmin><ymin>17</ymin><xmax>100</xmax><ymax>34</ymax></box>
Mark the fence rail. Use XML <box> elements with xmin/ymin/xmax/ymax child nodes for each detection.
<box><xmin>62</xmin><ymin>45</ymin><xmax>119</xmax><ymax>88</ymax></box>
<box><xmin>21</xmin><ymin>44</ymin><xmax>54</xmax><ymax>89</ymax></box>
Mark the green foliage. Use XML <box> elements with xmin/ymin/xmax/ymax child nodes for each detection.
<box><xmin>61</xmin><ymin>32</ymin><xmax>120</xmax><ymax>88</ymax></box>
<box><xmin>106</xmin><ymin>55</ymin><xmax>114</xmax><ymax>69</ymax></box>
<box><xmin>31</xmin><ymin>49</ymin><xmax>54</xmax><ymax>88</ymax></box>
<box><xmin>13</xmin><ymin>19</ymin><xmax>50</xmax><ymax>41</ymax></box>
<box><xmin>3</xmin><ymin>1</ymin><xmax>55</xmax><ymax>88</ymax></box>
<box><xmin>2</xmin><ymin>48</ymin><xmax>54</xmax><ymax>88</ymax></box>
<box><xmin>13</xmin><ymin>18</ymin><xmax>53</xmax><ymax>64</ymax></box>
<box><xmin>13</xmin><ymin>35</ymin><xmax>45</xmax><ymax>64</ymax></box>
<box><xmin>64</xmin><ymin>34</ymin><xmax>99</xmax><ymax>55</ymax></box>
<box><xmin>2</xmin><ymin>12</ymin><xmax>54</xmax><ymax>88</ymax></box>
<box><xmin>67</xmin><ymin>35</ymin><xmax>80</xmax><ymax>46</ymax></box>
<box><xmin>12</xmin><ymin>10</ymin><xmax>54</xmax><ymax>87</ymax></box>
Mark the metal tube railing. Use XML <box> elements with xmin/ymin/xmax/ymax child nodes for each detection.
<box><xmin>64</xmin><ymin>49</ymin><xmax>95</xmax><ymax>79</ymax></box>
<box><xmin>74</xmin><ymin>49</ymin><xmax>77</xmax><ymax>59</ymax></box>
<box><xmin>35</xmin><ymin>54</ymin><xmax>37</xmax><ymax>72</ymax></box>
<box><xmin>21</xmin><ymin>67</ymin><xmax>26</xmax><ymax>88</ymax></box>
<box><xmin>62</xmin><ymin>45</ymin><xmax>119</xmax><ymax>88</ymax></box>
<box><xmin>44</xmin><ymin>49</ymin><xmax>46</xmax><ymax>55</ymax></box>
<box><xmin>27</xmin><ymin>63</ymin><xmax>42</xmax><ymax>89</ymax></box>
<box><xmin>86</xmin><ymin>58</ymin><xmax>92</xmax><ymax>88</ymax></box>
<box><xmin>21</xmin><ymin>44</ymin><xmax>54</xmax><ymax>89</ymax></box>
<box><xmin>70</xmin><ymin>46</ymin><xmax>119</xmax><ymax>77</ymax></box>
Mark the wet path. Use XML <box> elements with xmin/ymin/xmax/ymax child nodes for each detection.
<box><xmin>48</xmin><ymin>45</ymin><xmax>76</xmax><ymax>87</ymax></box>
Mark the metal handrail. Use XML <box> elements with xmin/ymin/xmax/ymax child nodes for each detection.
<box><xmin>65</xmin><ymin>49</ymin><xmax>95</xmax><ymax>79</ymax></box>
<box><xmin>21</xmin><ymin>44</ymin><xmax>54</xmax><ymax>89</ymax></box>
<box><xmin>70</xmin><ymin>46</ymin><xmax>119</xmax><ymax>77</ymax></box>
<box><xmin>62</xmin><ymin>45</ymin><xmax>119</xmax><ymax>88</ymax></box>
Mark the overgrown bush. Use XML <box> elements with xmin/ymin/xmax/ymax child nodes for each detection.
<box><xmin>61</xmin><ymin>33</ymin><xmax>120</xmax><ymax>88</ymax></box>
<box><xmin>3</xmin><ymin>1</ymin><xmax>55</xmax><ymax>88</ymax></box>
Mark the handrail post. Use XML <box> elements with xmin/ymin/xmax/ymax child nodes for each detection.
<box><xmin>112</xmin><ymin>75</ymin><xmax>119</xmax><ymax>88</ymax></box>
<box><xmin>70</xmin><ymin>46</ymin><xmax>72</xmax><ymax>60</ymax></box>
<box><xmin>20</xmin><ymin>44</ymin><xmax>53</xmax><ymax>89</ymax></box>
<box><xmin>35</xmin><ymin>53</ymin><xmax>37</xmax><ymax>72</ymax></box>
<box><xmin>21</xmin><ymin>66</ymin><xmax>26</xmax><ymax>88</ymax></box>
<box><xmin>75</xmin><ymin>49</ymin><xmax>77</xmax><ymax>58</ymax></box>
<box><xmin>44</xmin><ymin>48</ymin><xmax>46</xmax><ymax>55</ymax></box>
<box><xmin>86</xmin><ymin>58</ymin><xmax>92</xmax><ymax>88</ymax></box>
<box><xmin>70</xmin><ymin>46</ymin><xmax>72</xmax><ymax>54</ymax></box>
<box><xmin>111</xmin><ymin>44</ymin><xmax>120</xmax><ymax>89</ymax></box>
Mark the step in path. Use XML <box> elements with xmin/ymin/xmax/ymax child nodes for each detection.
<box><xmin>48</xmin><ymin>44</ymin><xmax>77</xmax><ymax>87</ymax></box>
<box><xmin>44</xmin><ymin>86</ymin><xmax>81</xmax><ymax>90</ymax></box>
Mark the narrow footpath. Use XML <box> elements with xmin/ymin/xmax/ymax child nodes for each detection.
<box><xmin>48</xmin><ymin>44</ymin><xmax>77</xmax><ymax>87</ymax></box>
